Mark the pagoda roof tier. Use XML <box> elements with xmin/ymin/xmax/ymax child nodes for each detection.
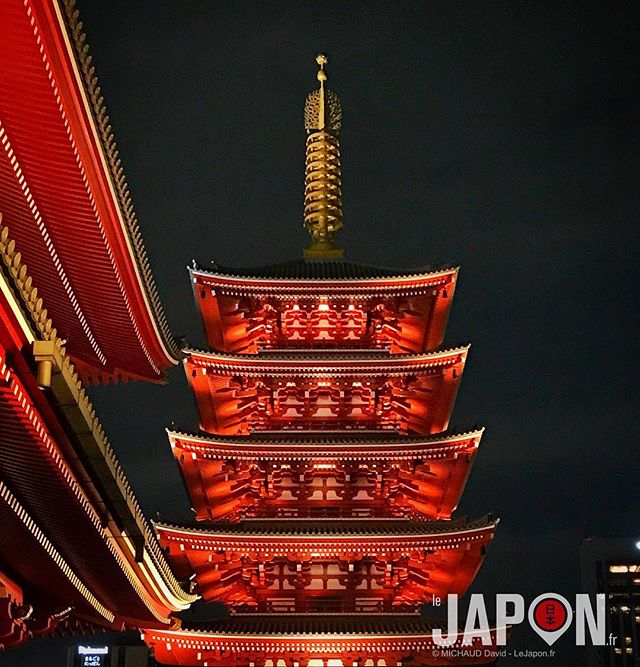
<box><xmin>191</xmin><ymin>263</ymin><xmax>457</xmax><ymax>353</ymax></box>
<box><xmin>144</xmin><ymin>616</ymin><xmax>505</xmax><ymax>665</ymax></box>
<box><xmin>157</xmin><ymin>516</ymin><xmax>495</xmax><ymax>540</ymax></box>
<box><xmin>192</xmin><ymin>259</ymin><xmax>457</xmax><ymax>286</ymax></box>
<box><xmin>186</xmin><ymin>347</ymin><xmax>468</xmax><ymax>374</ymax></box>
<box><xmin>184</xmin><ymin>348</ymin><xmax>467</xmax><ymax>435</ymax></box>
<box><xmin>0</xmin><ymin>0</ymin><xmax>179</xmax><ymax>382</ymax></box>
<box><xmin>156</xmin><ymin>518</ymin><xmax>497</xmax><ymax>612</ymax></box>
<box><xmin>168</xmin><ymin>429</ymin><xmax>482</xmax><ymax>521</ymax></box>
<box><xmin>168</xmin><ymin>428</ymin><xmax>483</xmax><ymax>460</ymax></box>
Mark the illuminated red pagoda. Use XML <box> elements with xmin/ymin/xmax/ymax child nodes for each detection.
<box><xmin>144</xmin><ymin>56</ymin><xmax>500</xmax><ymax>666</ymax></box>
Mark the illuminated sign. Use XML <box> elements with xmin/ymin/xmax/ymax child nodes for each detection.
<box><xmin>76</xmin><ymin>646</ymin><xmax>109</xmax><ymax>667</ymax></box>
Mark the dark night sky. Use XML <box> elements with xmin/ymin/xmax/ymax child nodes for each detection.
<box><xmin>2</xmin><ymin>1</ymin><xmax>638</xmax><ymax>665</ymax></box>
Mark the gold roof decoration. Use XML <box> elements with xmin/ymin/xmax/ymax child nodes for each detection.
<box><xmin>303</xmin><ymin>54</ymin><xmax>344</xmax><ymax>259</ymax></box>
<box><xmin>304</xmin><ymin>54</ymin><xmax>342</xmax><ymax>133</ymax></box>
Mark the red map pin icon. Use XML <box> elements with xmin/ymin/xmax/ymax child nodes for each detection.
<box><xmin>528</xmin><ymin>593</ymin><xmax>573</xmax><ymax>646</ymax></box>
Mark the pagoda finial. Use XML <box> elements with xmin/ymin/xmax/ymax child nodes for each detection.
<box><xmin>303</xmin><ymin>54</ymin><xmax>343</xmax><ymax>259</ymax></box>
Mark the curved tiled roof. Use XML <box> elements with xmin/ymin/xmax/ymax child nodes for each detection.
<box><xmin>182</xmin><ymin>614</ymin><xmax>449</xmax><ymax>636</ymax></box>
<box><xmin>194</xmin><ymin>259</ymin><xmax>454</xmax><ymax>280</ymax></box>
<box><xmin>185</xmin><ymin>346</ymin><xmax>467</xmax><ymax>362</ymax></box>
<box><xmin>194</xmin><ymin>258</ymin><xmax>454</xmax><ymax>281</ymax></box>
<box><xmin>61</xmin><ymin>0</ymin><xmax>180</xmax><ymax>363</ymax></box>
<box><xmin>0</xmin><ymin>223</ymin><xmax>196</xmax><ymax>617</ymax></box>
<box><xmin>167</xmin><ymin>428</ymin><xmax>483</xmax><ymax>461</ymax></box>
<box><xmin>168</xmin><ymin>428</ymin><xmax>483</xmax><ymax>447</ymax></box>
<box><xmin>144</xmin><ymin>617</ymin><xmax>507</xmax><ymax>666</ymax></box>
<box><xmin>156</xmin><ymin>515</ymin><xmax>497</xmax><ymax>538</ymax></box>
<box><xmin>184</xmin><ymin>346</ymin><xmax>468</xmax><ymax>383</ymax></box>
<box><xmin>0</xmin><ymin>0</ymin><xmax>180</xmax><ymax>382</ymax></box>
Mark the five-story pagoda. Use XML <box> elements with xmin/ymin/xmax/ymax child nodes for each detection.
<box><xmin>144</xmin><ymin>56</ymin><xmax>500</xmax><ymax>667</ymax></box>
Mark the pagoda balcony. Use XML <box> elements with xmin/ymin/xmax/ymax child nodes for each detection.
<box><xmin>191</xmin><ymin>262</ymin><xmax>457</xmax><ymax>355</ymax></box>
<box><xmin>168</xmin><ymin>429</ymin><xmax>482</xmax><ymax>521</ymax></box>
<box><xmin>144</xmin><ymin>615</ymin><xmax>506</xmax><ymax>666</ymax></box>
<box><xmin>156</xmin><ymin>517</ymin><xmax>497</xmax><ymax>614</ymax></box>
<box><xmin>184</xmin><ymin>348</ymin><xmax>467</xmax><ymax>436</ymax></box>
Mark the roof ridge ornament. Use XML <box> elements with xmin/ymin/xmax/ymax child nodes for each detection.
<box><xmin>303</xmin><ymin>54</ymin><xmax>344</xmax><ymax>260</ymax></box>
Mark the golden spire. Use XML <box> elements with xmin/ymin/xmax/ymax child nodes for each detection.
<box><xmin>303</xmin><ymin>54</ymin><xmax>343</xmax><ymax>259</ymax></box>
